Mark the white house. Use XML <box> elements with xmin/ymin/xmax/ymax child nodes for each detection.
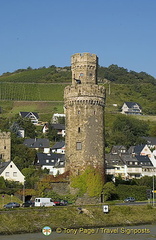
<box><xmin>121</xmin><ymin>102</ymin><xmax>142</xmax><ymax>115</ymax></box>
<box><xmin>51</xmin><ymin>141</ymin><xmax>65</xmax><ymax>154</ymax></box>
<box><xmin>35</xmin><ymin>153</ymin><xmax>65</xmax><ymax>176</ymax></box>
<box><xmin>0</xmin><ymin>161</ymin><xmax>25</xmax><ymax>184</ymax></box>
<box><xmin>106</xmin><ymin>144</ymin><xmax>156</xmax><ymax>180</ymax></box>
<box><xmin>52</xmin><ymin>113</ymin><xmax>65</xmax><ymax>124</ymax></box>
<box><xmin>51</xmin><ymin>124</ymin><xmax>65</xmax><ymax>137</ymax></box>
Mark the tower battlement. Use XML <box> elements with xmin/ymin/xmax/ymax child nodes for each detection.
<box><xmin>64</xmin><ymin>84</ymin><xmax>105</xmax><ymax>107</ymax></box>
<box><xmin>71</xmin><ymin>52</ymin><xmax>98</xmax><ymax>85</ymax></box>
<box><xmin>0</xmin><ymin>132</ymin><xmax>10</xmax><ymax>139</ymax></box>
<box><xmin>71</xmin><ymin>52</ymin><xmax>97</xmax><ymax>64</ymax></box>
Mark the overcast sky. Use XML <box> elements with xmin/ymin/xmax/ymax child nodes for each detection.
<box><xmin>0</xmin><ymin>0</ymin><xmax>156</xmax><ymax>77</ymax></box>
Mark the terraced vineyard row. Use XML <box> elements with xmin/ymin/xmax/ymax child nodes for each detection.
<box><xmin>0</xmin><ymin>83</ymin><xmax>65</xmax><ymax>101</ymax></box>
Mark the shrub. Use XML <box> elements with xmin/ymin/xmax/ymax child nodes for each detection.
<box><xmin>116</xmin><ymin>184</ymin><xmax>147</xmax><ymax>201</ymax></box>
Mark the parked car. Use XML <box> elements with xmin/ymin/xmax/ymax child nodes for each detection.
<box><xmin>59</xmin><ymin>200</ymin><xmax>68</xmax><ymax>206</ymax></box>
<box><xmin>22</xmin><ymin>200</ymin><xmax>35</xmax><ymax>207</ymax></box>
<box><xmin>4</xmin><ymin>202</ymin><xmax>20</xmax><ymax>208</ymax></box>
<box><xmin>53</xmin><ymin>200</ymin><xmax>68</xmax><ymax>206</ymax></box>
<box><xmin>124</xmin><ymin>197</ymin><xmax>135</xmax><ymax>203</ymax></box>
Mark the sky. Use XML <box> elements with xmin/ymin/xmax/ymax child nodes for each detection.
<box><xmin>0</xmin><ymin>0</ymin><xmax>156</xmax><ymax>77</ymax></box>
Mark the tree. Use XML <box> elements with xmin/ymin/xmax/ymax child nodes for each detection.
<box><xmin>47</xmin><ymin>123</ymin><xmax>62</xmax><ymax>142</ymax></box>
<box><xmin>103</xmin><ymin>182</ymin><xmax>116</xmax><ymax>201</ymax></box>
<box><xmin>0</xmin><ymin>117</ymin><xmax>10</xmax><ymax>131</ymax></box>
<box><xmin>11</xmin><ymin>144</ymin><xmax>36</xmax><ymax>170</ymax></box>
<box><xmin>134</xmin><ymin>176</ymin><xmax>156</xmax><ymax>189</ymax></box>
<box><xmin>71</xmin><ymin>167</ymin><xmax>104</xmax><ymax>197</ymax></box>
<box><xmin>0</xmin><ymin>176</ymin><xmax>6</xmax><ymax>189</ymax></box>
<box><xmin>109</xmin><ymin>114</ymin><xmax>149</xmax><ymax>147</ymax></box>
<box><xmin>15</xmin><ymin>116</ymin><xmax>36</xmax><ymax>138</ymax></box>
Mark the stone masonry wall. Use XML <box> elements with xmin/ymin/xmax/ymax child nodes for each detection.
<box><xmin>0</xmin><ymin>132</ymin><xmax>11</xmax><ymax>162</ymax></box>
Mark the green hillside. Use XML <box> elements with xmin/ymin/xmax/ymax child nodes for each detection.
<box><xmin>0</xmin><ymin>64</ymin><xmax>155</xmax><ymax>85</ymax></box>
<box><xmin>0</xmin><ymin>82</ymin><xmax>155</xmax><ymax>115</ymax></box>
<box><xmin>0</xmin><ymin>66</ymin><xmax>71</xmax><ymax>83</ymax></box>
<box><xmin>0</xmin><ymin>64</ymin><xmax>155</xmax><ymax>122</ymax></box>
<box><xmin>0</xmin><ymin>82</ymin><xmax>65</xmax><ymax>101</ymax></box>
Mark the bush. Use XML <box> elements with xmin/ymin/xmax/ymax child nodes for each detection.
<box><xmin>116</xmin><ymin>184</ymin><xmax>147</xmax><ymax>201</ymax></box>
<box><xmin>71</xmin><ymin>167</ymin><xmax>104</xmax><ymax>197</ymax></box>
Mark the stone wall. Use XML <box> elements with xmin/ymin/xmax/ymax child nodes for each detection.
<box><xmin>0</xmin><ymin>132</ymin><xmax>11</xmax><ymax>162</ymax></box>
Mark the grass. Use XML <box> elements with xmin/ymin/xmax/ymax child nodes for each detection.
<box><xmin>0</xmin><ymin>205</ymin><xmax>156</xmax><ymax>234</ymax></box>
<box><xmin>0</xmin><ymin>194</ymin><xmax>22</xmax><ymax>209</ymax></box>
<box><xmin>0</xmin><ymin>101</ymin><xmax>64</xmax><ymax>122</ymax></box>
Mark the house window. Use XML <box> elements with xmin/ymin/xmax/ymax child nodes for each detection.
<box><xmin>0</xmin><ymin>154</ymin><xmax>2</xmax><ymax>159</ymax></box>
<box><xmin>78</xmin><ymin>110</ymin><xmax>80</xmax><ymax>114</ymax></box>
<box><xmin>4</xmin><ymin>146</ymin><xmax>6</xmax><ymax>149</ymax></box>
<box><xmin>13</xmin><ymin>172</ymin><xmax>17</xmax><ymax>177</ymax></box>
<box><xmin>78</xmin><ymin>127</ymin><xmax>80</xmax><ymax>133</ymax></box>
<box><xmin>80</xmin><ymin>73</ymin><xmax>84</xmax><ymax>76</ymax></box>
<box><xmin>76</xmin><ymin>142</ymin><xmax>82</xmax><ymax>150</ymax></box>
<box><xmin>10</xmin><ymin>165</ymin><xmax>12</xmax><ymax>168</ymax></box>
<box><xmin>46</xmin><ymin>160</ymin><xmax>49</xmax><ymax>163</ymax></box>
<box><xmin>5</xmin><ymin>172</ymin><xmax>9</xmax><ymax>177</ymax></box>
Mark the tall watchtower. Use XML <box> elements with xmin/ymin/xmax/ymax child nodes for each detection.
<box><xmin>64</xmin><ymin>53</ymin><xmax>106</xmax><ymax>178</ymax></box>
<box><xmin>0</xmin><ymin>131</ymin><xmax>11</xmax><ymax>162</ymax></box>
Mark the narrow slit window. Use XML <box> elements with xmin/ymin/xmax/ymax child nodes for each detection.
<box><xmin>78</xmin><ymin>127</ymin><xmax>80</xmax><ymax>133</ymax></box>
<box><xmin>76</xmin><ymin>142</ymin><xmax>82</xmax><ymax>150</ymax></box>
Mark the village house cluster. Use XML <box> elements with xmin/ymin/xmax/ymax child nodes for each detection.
<box><xmin>0</xmin><ymin>109</ymin><xmax>156</xmax><ymax>185</ymax></box>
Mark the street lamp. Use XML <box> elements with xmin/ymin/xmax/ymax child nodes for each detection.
<box><xmin>153</xmin><ymin>175</ymin><xmax>155</xmax><ymax>207</ymax></box>
<box><xmin>22</xmin><ymin>181</ymin><xmax>25</xmax><ymax>203</ymax></box>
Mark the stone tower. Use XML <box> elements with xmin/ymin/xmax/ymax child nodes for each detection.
<box><xmin>0</xmin><ymin>131</ymin><xmax>11</xmax><ymax>162</ymax></box>
<box><xmin>64</xmin><ymin>53</ymin><xmax>106</xmax><ymax>179</ymax></box>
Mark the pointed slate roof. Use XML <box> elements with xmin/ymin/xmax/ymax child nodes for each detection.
<box><xmin>51</xmin><ymin>141</ymin><xmax>65</xmax><ymax>149</ymax></box>
<box><xmin>19</xmin><ymin>112</ymin><xmax>39</xmax><ymax>119</ymax></box>
<box><xmin>105</xmin><ymin>153</ymin><xmax>125</xmax><ymax>166</ymax></box>
<box><xmin>36</xmin><ymin>153</ymin><xmax>65</xmax><ymax>167</ymax></box>
<box><xmin>128</xmin><ymin>145</ymin><xmax>146</xmax><ymax>155</ymax></box>
<box><xmin>143</xmin><ymin>137</ymin><xmax>156</xmax><ymax>145</ymax></box>
<box><xmin>51</xmin><ymin>124</ymin><xmax>65</xmax><ymax>130</ymax></box>
<box><xmin>23</xmin><ymin>138</ymin><xmax>50</xmax><ymax>148</ymax></box>
<box><xmin>124</xmin><ymin>102</ymin><xmax>142</xmax><ymax>109</ymax></box>
<box><xmin>0</xmin><ymin>161</ymin><xmax>10</xmax><ymax>174</ymax></box>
